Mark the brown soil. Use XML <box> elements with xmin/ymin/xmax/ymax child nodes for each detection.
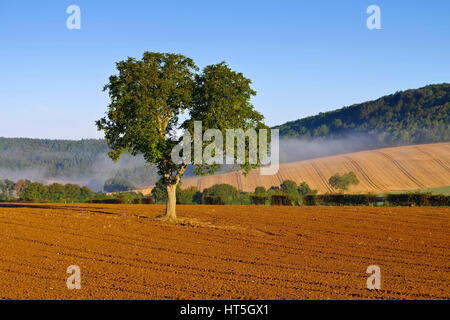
<box><xmin>0</xmin><ymin>204</ymin><xmax>448</xmax><ymax>300</ymax></box>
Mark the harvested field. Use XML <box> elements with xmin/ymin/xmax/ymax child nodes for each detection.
<box><xmin>136</xmin><ymin>142</ymin><xmax>450</xmax><ymax>194</ymax></box>
<box><xmin>0</xmin><ymin>204</ymin><xmax>448</xmax><ymax>300</ymax></box>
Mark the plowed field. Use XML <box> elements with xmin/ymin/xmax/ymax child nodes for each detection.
<box><xmin>0</xmin><ymin>204</ymin><xmax>448</xmax><ymax>300</ymax></box>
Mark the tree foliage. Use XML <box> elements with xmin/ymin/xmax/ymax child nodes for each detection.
<box><xmin>177</xmin><ymin>186</ymin><xmax>202</xmax><ymax>205</ymax></box>
<box><xmin>202</xmin><ymin>184</ymin><xmax>240</xmax><ymax>205</ymax></box>
<box><xmin>329</xmin><ymin>171</ymin><xmax>360</xmax><ymax>191</ymax></box>
<box><xmin>275</xmin><ymin>83</ymin><xmax>450</xmax><ymax>146</ymax></box>
<box><xmin>104</xmin><ymin>178</ymin><xmax>135</xmax><ymax>193</ymax></box>
<box><xmin>0</xmin><ymin>137</ymin><xmax>160</xmax><ymax>188</ymax></box>
<box><xmin>97</xmin><ymin>52</ymin><xmax>268</xmax><ymax>218</ymax></box>
<box><xmin>11</xmin><ymin>181</ymin><xmax>95</xmax><ymax>203</ymax></box>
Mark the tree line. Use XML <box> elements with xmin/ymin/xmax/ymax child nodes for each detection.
<box><xmin>1</xmin><ymin>178</ymin><xmax>448</xmax><ymax>207</ymax></box>
<box><xmin>0</xmin><ymin>137</ymin><xmax>160</xmax><ymax>188</ymax></box>
<box><xmin>0</xmin><ymin>179</ymin><xmax>93</xmax><ymax>203</ymax></box>
<box><xmin>275</xmin><ymin>83</ymin><xmax>450</xmax><ymax>146</ymax></box>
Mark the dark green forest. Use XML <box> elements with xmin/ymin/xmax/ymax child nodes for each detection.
<box><xmin>0</xmin><ymin>138</ymin><xmax>159</xmax><ymax>189</ymax></box>
<box><xmin>0</xmin><ymin>138</ymin><xmax>108</xmax><ymax>177</ymax></box>
<box><xmin>275</xmin><ymin>83</ymin><xmax>449</xmax><ymax>145</ymax></box>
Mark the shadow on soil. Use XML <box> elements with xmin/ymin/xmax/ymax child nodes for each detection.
<box><xmin>0</xmin><ymin>203</ymin><xmax>118</xmax><ymax>216</ymax></box>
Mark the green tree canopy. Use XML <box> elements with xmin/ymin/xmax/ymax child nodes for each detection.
<box><xmin>202</xmin><ymin>184</ymin><xmax>240</xmax><ymax>205</ymax></box>
<box><xmin>280</xmin><ymin>180</ymin><xmax>302</xmax><ymax>205</ymax></box>
<box><xmin>298</xmin><ymin>182</ymin><xmax>317</xmax><ymax>196</ymax></box>
<box><xmin>104</xmin><ymin>178</ymin><xmax>135</xmax><ymax>193</ymax></box>
<box><xmin>97</xmin><ymin>52</ymin><xmax>268</xmax><ymax>219</ymax></box>
<box><xmin>48</xmin><ymin>183</ymin><xmax>66</xmax><ymax>202</ymax></box>
<box><xmin>329</xmin><ymin>171</ymin><xmax>360</xmax><ymax>192</ymax></box>
<box><xmin>275</xmin><ymin>83</ymin><xmax>450</xmax><ymax>145</ymax></box>
<box><xmin>21</xmin><ymin>183</ymin><xmax>48</xmax><ymax>202</ymax></box>
<box><xmin>254</xmin><ymin>186</ymin><xmax>267</xmax><ymax>196</ymax></box>
<box><xmin>177</xmin><ymin>186</ymin><xmax>201</xmax><ymax>205</ymax></box>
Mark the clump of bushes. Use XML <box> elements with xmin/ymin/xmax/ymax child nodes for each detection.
<box><xmin>250</xmin><ymin>186</ymin><xmax>269</xmax><ymax>205</ymax></box>
<box><xmin>177</xmin><ymin>186</ymin><xmax>202</xmax><ymax>205</ymax></box>
<box><xmin>104</xmin><ymin>178</ymin><xmax>135</xmax><ymax>193</ymax></box>
<box><xmin>250</xmin><ymin>195</ymin><xmax>267</xmax><ymax>205</ymax></box>
<box><xmin>2</xmin><ymin>177</ymin><xmax>449</xmax><ymax>208</ymax></box>
<box><xmin>18</xmin><ymin>182</ymin><xmax>94</xmax><ymax>203</ymax></box>
<box><xmin>202</xmin><ymin>184</ymin><xmax>240</xmax><ymax>205</ymax></box>
<box><xmin>271</xmin><ymin>195</ymin><xmax>291</xmax><ymax>206</ymax></box>
<box><xmin>262</xmin><ymin>180</ymin><xmax>317</xmax><ymax>206</ymax></box>
<box><xmin>329</xmin><ymin>171</ymin><xmax>359</xmax><ymax>191</ymax></box>
<box><xmin>318</xmin><ymin>194</ymin><xmax>376</xmax><ymax>206</ymax></box>
<box><xmin>203</xmin><ymin>196</ymin><xmax>224</xmax><ymax>205</ymax></box>
<box><xmin>87</xmin><ymin>192</ymin><xmax>153</xmax><ymax>204</ymax></box>
<box><xmin>304</xmin><ymin>194</ymin><xmax>318</xmax><ymax>206</ymax></box>
<box><xmin>428</xmin><ymin>195</ymin><xmax>450</xmax><ymax>206</ymax></box>
<box><xmin>386</xmin><ymin>193</ymin><xmax>450</xmax><ymax>206</ymax></box>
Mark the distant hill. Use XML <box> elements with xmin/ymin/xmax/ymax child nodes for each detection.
<box><xmin>275</xmin><ymin>83</ymin><xmax>450</xmax><ymax>146</ymax></box>
<box><xmin>0</xmin><ymin>137</ymin><xmax>159</xmax><ymax>190</ymax></box>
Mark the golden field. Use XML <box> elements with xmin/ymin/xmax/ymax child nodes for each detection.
<box><xmin>136</xmin><ymin>142</ymin><xmax>450</xmax><ymax>194</ymax></box>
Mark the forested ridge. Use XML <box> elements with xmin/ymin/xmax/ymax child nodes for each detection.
<box><xmin>275</xmin><ymin>83</ymin><xmax>450</xmax><ymax>145</ymax></box>
<box><xmin>0</xmin><ymin>138</ymin><xmax>108</xmax><ymax>177</ymax></box>
<box><xmin>0</xmin><ymin>137</ymin><xmax>159</xmax><ymax>187</ymax></box>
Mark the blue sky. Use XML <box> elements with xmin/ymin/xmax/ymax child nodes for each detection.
<box><xmin>0</xmin><ymin>0</ymin><xmax>449</xmax><ymax>139</ymax></box>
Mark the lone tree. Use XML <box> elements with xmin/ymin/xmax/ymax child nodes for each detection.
<box><xmin>328</xmin><ymin>171</ymin><xmax>360</xmax><ymax>192</ymax></box>
<box><xmin>97</xmin><ymin>52</ymin><xmax>268</xmax><ymax>220</ymax></box>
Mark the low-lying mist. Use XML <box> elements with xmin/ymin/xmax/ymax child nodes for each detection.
<box><xmin>278</xmin><ymin>134</ymin><xmax>380</xmax><ymax>163</ymax></box>
<box><xmin>0</xmin><ymin>154</ymin><xmax>155</xmax><ymax>192</ymax></box>
<box><xmin>0</xmin><ymin>134</ymin><xmax>383</xmax><ymax>190</ymax></box>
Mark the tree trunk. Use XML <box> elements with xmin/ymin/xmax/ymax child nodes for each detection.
<box><xmin>164</xmin><ymin>183</ymin><xmax>177</xmax><ymax>220</ymax></box>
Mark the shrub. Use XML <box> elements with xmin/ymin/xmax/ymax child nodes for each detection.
<box><xmin>202</xmin><ymin>184</ymin><xmax>240</xmax><ymax>204</ymax></box>
<box><xmin>298</xmin><ymin>182</ymin><xmax>317</xmax><ymax>197</ymax></box>
<box><xmin>177</xmin><ymin>186</ymin><xmax>201</xmax><ymax>205</ymax></box>
<box><xmin>14</xmin><ymin>180</ymin><xmax>28</xmax><ymax>197</ymax></box>
<box><xmin>141</xmin><ymin>196</ymin><xmax>155</xmax><ymax>204</ymax></box>
<box><xmin>254</xmin><ymin>186</ymin><xmax>267</xmax><ymax>196</ymax></box>
<box><xmin>250</xmin><ymin>195</ymin><xmax>268</xmax><ymax>205</ymax></box>
<box><xmin>316</xmin><ymin>194</ymin><xmax>374</xmax><ymax>206</ymax></box>
<box><xmin>102</xmin><ymin>198</ymin><xmax>125</xmax><ymax>204</ymax></box>
<box><xmin>428</xmin><ymin>195</ymin><xmax>450</xmax><ymax>206</ymax></box>
<box><xmin>64</xmin><ymin>184</ymin><xmax>82</xmax><ymax>202</ymax></box>
<box><xmin>304</xmin><ymin>194</ymin><xmax>318</xmax><ymax>206</ymax></box>
<box><xmin>319</xmin><ymin>194</ymin><xmax>345</xmax><ymax>206</ymax></box>
<box><xmin>48</xmin><ymin>183</ymin><xmax>66</xmax><ymax>202</ymax></box>
<box><xmin>410</xmin><ymin>193</ymin><xmax>431</xmax><ymax>206</ymax></box>
<box><xmin>280</xmin><ymin>180</ymin><xmax>302</xmax><ymax>205</ymax></box>
<box><xmin>271</xmin><ymin>194</ymin><xmax>291</xmax><ymax>206</ymax></box>
<box><xmin>80</xmin><ymin>186</ymin><xmax>94</xmax><ymax>202</ymax></box>
<box><xmin>203</xmin><ymin>196</ymin><xmax>224</xmax><ymax>205</ymax></box>
<box><xmin>21</xmin><ymin>182</ymin><xmax>48</xmax><ymax>202</ymax></box>
<box><xmin>385</xmin><ymin>193</ymin><xmax>450</xmax><ymax>207</ymax></box>
<box><xmin>329</xmin><ymin>171</ymin><xmax>360</xmax><ymax>191</ymax></box>
<box><xmin>238</xmin><ymin>192</ymin><xmax>252</xmax><ymax>205</ymax></box>
<box><xmin>386</xmin><ymin>194</ymin><xmax>412</xmax><ymax>206</ymax></box>
<box><xmin>104</xmin><ymin>178</ymin><xmax>135</xmax><ymax>193</ymax></box>
<box><xmin>151</xmin><ymin>180</ymin><xmax>169</xmax><ymax>204</ymax></box>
